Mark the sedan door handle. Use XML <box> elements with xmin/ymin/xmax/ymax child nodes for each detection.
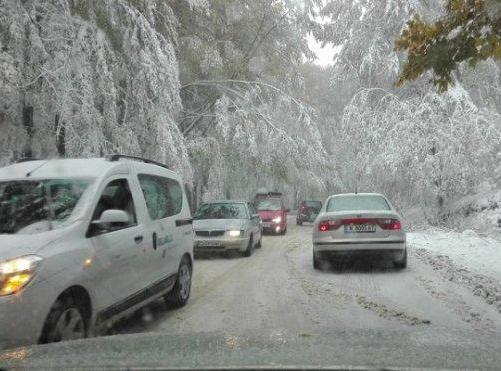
<box><xmin>134</xmin><ymin>235</ymin><xmax>143</xmax><ymax>243</ymax></box>
<box><xmin>175</xmin><ymin>218</ymin><xmax>193</xmax><ymax>227</ymax></box>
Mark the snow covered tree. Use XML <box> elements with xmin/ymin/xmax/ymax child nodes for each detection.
<box><xmin>0</xmin><ymin>0</ymin><xmax>192</xmax><ymax>182</ymax></box>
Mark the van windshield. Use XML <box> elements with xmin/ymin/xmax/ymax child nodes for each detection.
<box><xmin>0</xmin><ymin>178</ymin><xmax>93</xmax><ymax>234</ymax></box>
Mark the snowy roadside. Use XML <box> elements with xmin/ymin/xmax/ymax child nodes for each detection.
<box><xmin>408</xmin><ymin>228</ymin><xmax>501</xmax><ymax>313</ymax></box>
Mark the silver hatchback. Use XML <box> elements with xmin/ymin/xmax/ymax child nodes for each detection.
<box><xmin>193</xmin><ymin>201</ymin><xmax>262</xmax><ymax>257</ymax></box>
<box><xmin>312</xmin><ymin>193</ymin><xmax>407</xmax><ymax>269</ymax></box>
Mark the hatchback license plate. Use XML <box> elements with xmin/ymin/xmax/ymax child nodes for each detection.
<box><xmin>344</xmin><ymin>224</ymin><xmax>376</xmax><ymax>233</ymax></box>
<box><xmin>198</xmin><ymin>240</ymin><xmax>222</xmax><ymax>247</ymax></box>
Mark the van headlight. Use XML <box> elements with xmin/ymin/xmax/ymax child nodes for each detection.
<box><xmin>272</xmin><ymin>216</ymin><xmax>282</xmax><ymax>224</ymax></box>
<box><xmin>0</xmin><ymin>255</ymin><xmax>43</xmax><ymax>296</ymax></box>
<box><xmin>228</xmin><ymin>230</ymin><xmax>244</xmax><ymax>237</ymax></box>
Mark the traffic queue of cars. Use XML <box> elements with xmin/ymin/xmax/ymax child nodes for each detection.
<box><xmin>0</xmin><ymin>156</ymin><xmax>406</xmax><ymax>349</ymax></box>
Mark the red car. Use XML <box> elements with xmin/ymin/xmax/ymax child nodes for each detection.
<box><xmin>255</xmin><ymin>197</ymin><xmax>289</xmax><ymax>235</ymax></box>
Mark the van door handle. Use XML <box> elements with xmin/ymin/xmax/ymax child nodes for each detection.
<box><xmin>175</xmin><ymin>218</ymin><xmax>193</xmax><ymax>227</ymax></box>
<box><xmin>134</xmin><ymin>235</ymin><xmax>143</xmax><ymax>243</ymax></box>
<box><xmin>152</xmin><ymin>232</ymin><xmax>157</xmax><ymax>250</ymax></box>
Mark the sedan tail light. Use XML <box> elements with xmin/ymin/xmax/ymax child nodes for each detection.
<box><xmin>318</xmin><ymin>219</ymin><xmax>342</xmax><ymax>231</ymax></box>
<box><xmin>377</xmin><ymin>218</ymin><xmax>401</xmax><ymax>230</ymax></box>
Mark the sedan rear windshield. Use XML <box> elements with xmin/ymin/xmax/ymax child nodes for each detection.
<box><xmin>326</xmin><ymin>195</ymin><xmax>390</xmax><ymax>212</ymax></box>
<box><xmin>0</xmin><ymin>178</ymin><xmax>93</xmax><ymax>234</ymax></box>
<box><xmin>194</xmin><ymin>203</ymin><xmax>248</xmax><ymax>219</ymax></box>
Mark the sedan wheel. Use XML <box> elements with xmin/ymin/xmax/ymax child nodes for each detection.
<box><xmin>243</xmin><ymin>236</ymin><xmax>253</xmax><ymax>257</ymax></box>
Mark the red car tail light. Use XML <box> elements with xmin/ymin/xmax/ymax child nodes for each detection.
<box><xmin>318</xmin><ymin>219</ymin><xmax>342</xmax><ymax>231</ymax></box>
<box><xmin>377</xmin><ymin>218</ymin><xmax>401</xmax><ymax>230</ymax></box>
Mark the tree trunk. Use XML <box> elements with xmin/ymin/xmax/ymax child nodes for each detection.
<box><xmin>22</xmin><ymin>105</ymin><xmax>34</xmax><ymax>158</ymax></box>
<box><xmin>54</xmin><ymin>114</ymin><xmax>66</xmax><ymax>156</ymax></box>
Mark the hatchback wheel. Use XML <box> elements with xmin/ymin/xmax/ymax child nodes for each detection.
<box><xmin>165</xmin><ymin>256</ymin><xmax>192</xmax><ymax>308</ymax></box>
<box><xmin>40</xmin><ymin>296</ymin><xmax>87</xmax><ymax>344</ymax></box>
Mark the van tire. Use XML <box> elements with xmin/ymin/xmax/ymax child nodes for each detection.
<box><xmin>165</xmin><ymin>256</ymin><xmax>192</xmax><ymax>308</ymax></box>
<box><xmin>40</xmin><ymin>296</ymin><xmax>87</xmax><ymax>344</ymax></box>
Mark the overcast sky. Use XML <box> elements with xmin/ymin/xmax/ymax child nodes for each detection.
<box><xmin>307</xmin><ymin>34</ymin><xmax>340</xmax><ymax>67</ymax></box>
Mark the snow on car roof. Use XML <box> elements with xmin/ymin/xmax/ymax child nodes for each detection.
<box><xmin>202</xmin><ymin>200</ymin><xmax>247</xmax><ymax>204</ymax></box>
<box><xmin>329</xmin><ymin>193</ymin><xmax>385</xmax><ymax>198</ymax></box>
<box><xmin>0</xmin><ymin>158</ymin><xmax>177</xmax><ymax>181</ymax></box>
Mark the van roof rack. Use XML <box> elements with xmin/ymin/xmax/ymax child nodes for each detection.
<box><xmin>105</xmin><ymin>154</ymin><xmax>170</xmax><ymax>170</ymax></box>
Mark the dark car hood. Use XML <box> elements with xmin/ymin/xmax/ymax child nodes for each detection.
<box><xmin>1</xmin><ymin>327</ymin><xmax>499</xmax><ymax>369</ymax></box>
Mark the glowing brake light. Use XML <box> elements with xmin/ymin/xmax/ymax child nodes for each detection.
<box><xmin>318</xmin><ymin>220</ymin><xmax>342</xmax><ymax>231</ymax></box>
<box><xmin>377</xmin><ymin>218</ymin><xmax>401</xmax><ymax>230</ymax></box>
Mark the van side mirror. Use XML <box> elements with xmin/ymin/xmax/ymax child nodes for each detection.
<box><xmin>251</xmin><ymin>213</ymin><xmax>260</xmax><ymax>220</ymax></box>
<box><xmin>94</xmin><ymin>209</ymin><xmax>130</xmax><ymax>224</ymax></box>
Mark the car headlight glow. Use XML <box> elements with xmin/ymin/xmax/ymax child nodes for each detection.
<box><xmin>228</xmin><ymin>230</ymin><xmax>243</xmax><ymax>237</ymax></box>
<box><xmin>272</xmin><ymin>216</ymin><xmax>282</xmax><ymax>224</ymax></box>
<box><xmin>0</xmin><ymin>255</ymin><xmax>42</xmax><ymax>296</ymax></box>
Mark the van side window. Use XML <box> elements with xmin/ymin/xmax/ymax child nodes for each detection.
<box><xmin>91</xmin><ymin>179</ymin><xmax>137</xmax><ymax>231</ymax></box>
<box><xmin>138</xmin><ymin>174</ymin><xmax>183</xmax><ymax>220</ymax></box>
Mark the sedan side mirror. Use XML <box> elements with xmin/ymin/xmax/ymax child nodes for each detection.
<box><xmin>94</xmin><ymin>209</ymin><xmax>130</xmax><ymax>224</ymax></box>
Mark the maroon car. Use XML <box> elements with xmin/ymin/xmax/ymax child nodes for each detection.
<box><xmin>254</xmin><ymin>192</ymin><xmax>288</xmax><ymax>235</ymax></box>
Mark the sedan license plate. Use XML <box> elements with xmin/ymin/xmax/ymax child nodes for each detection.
<box><xmin>197</xmin><ymin>240</ymin><xmax>222</xmax><ymax>247</ymax></box>
<box><xmin>344</xmin><ymin>224</ymin><xmax>376</xmax><ymax>233</ymax></box>
<box><xmin>263</xmin><ymin>222</ymin><xmax>272</xmax><ymax>228</ymax></box>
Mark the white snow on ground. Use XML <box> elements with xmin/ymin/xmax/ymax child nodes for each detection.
<box><xmin>409</xmin><ymin>228</ymin><xmax>501</xmax><ymax>281</ymax></box>
<box><xmin>409</xmin><ymin>228</ymin><xmax>501</xmax><ymax>313</ymax></box>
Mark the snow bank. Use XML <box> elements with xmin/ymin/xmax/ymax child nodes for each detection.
<box><xmin>409</xmin><ymin>229</ymin><xmax>501</xmax><ymax>312</ymax></box>
<box><xmin>443</xmin><ymin>189</ymin><xmax>501</xmax><ymax>234</ymax></box>
<box><xmin>409</xmin><ymin>228</ymin><xmax>501</xmax><ymax>280</ymax></box>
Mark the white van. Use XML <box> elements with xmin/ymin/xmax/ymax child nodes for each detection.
<box><xmin>0</xmin><ymin>155</ymin><xmax>193</xmax><ymax>347</ymax></box>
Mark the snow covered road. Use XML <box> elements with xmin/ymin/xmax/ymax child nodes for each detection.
<box><xmin>2</xmin><ymin>217</ymin><xmax>501</xmax><ymax>368</ymax></box>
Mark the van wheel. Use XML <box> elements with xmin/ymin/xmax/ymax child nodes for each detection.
<box><xmin>243</xmin><ymin>236</ymin><xmax>253</xmax><ymax>257</ymax></box>
<box><xmin>40</xmin><ymin>296</ymin><xmax>87</xmax><ymax>343</ymax></box>
<box><xmin>165</xmin><ymin>256</ymin><xmax>192</xmax><ymax>308</ymax></box>
<box><xmin>297</xmin><ymin>219</ymin><xmax>302</xmax><ymax>226</ymax></box>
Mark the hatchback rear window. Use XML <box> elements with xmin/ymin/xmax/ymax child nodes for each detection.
<box><xmin>326</xmin><ymin>195</ymin><xmax>390</xmax><ymax>212</ymax></box>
